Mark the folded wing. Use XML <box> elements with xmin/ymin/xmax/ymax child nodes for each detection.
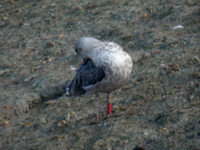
<box><xmin>65</xmin><ymin>59</ymin><xmax>105</xmax><ymax>96</ymax></box>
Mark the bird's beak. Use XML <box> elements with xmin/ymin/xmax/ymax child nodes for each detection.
<box><xmin>78</xmin><ymin>61</ymin><xmax>83</xmax><ymax>66</ymax></box>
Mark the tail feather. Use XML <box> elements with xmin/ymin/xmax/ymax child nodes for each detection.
<box><xmin>65</xmin><ymin>80</ymin><xmax>86</xmax><ymax>96</ymax></box>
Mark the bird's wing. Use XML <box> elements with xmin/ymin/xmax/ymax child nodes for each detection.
<box><xmin>65</xmin><ymin>59</ymin><xmax>105</xmax><ymax>96</ymax></box>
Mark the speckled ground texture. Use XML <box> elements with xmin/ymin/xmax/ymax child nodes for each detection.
<box><xmin>0</xmin><ymin>0</ymin><xmax>200</xmax><ymax>149</ymax></box>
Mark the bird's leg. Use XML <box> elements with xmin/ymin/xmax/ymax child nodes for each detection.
<box><xmin>107</xmin><ymin>93</ymin><xmax>112</xmax><ymax>117</ymax></box>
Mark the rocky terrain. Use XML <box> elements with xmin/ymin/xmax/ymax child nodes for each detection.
<box><xmin>0</xmin><ymin>0</ymin><xmax>199</xmax><ymax>149</ymax></box>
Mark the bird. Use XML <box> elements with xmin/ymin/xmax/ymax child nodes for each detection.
<box><xmin>65</xmin><ymin>37</ymin><xmax>132</xmax><ymax>120</ymax></box>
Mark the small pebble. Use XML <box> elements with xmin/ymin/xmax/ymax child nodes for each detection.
<box><xmin>0</xmin><ymin>69</ymin><xmax>12</xmax><ymax>76</ymax></box>
<box><xmin>9</xmin><ymin>0</ymin><xmax>15</xmax><ymax>4</ymax></box>
<box><xmin>129</xmin><ymin>109</ymin><xmax>136</xmax><ymax>115</ymax></box>
<box><xmin>66</xmin><ymin>113</ymin><xmax>71</xmax><ymax>121</ymax></box>
<box><xmin>173</xmin><ymin>25</ymin><xmax>184</xmax><ymax>30</ymax></box>
<box><xmin>9</xmin><ymin>49</ymin><xmax>13</xmax><ymax>52</ymax></box>
<box><xmin>71</xmin><ymin>111</ymin><xmax>76</xmax><ymax>117</ymax></box>
<box><xmin>142</xmin><ymin>13</ymin><xmax>148</xmax><ymax>18</ymax></box>
<box><xmin>122</xmin><ymin>34</ymin><xmax>131</xmax><ymax>40</ymax></box>
<box><xmin>45</xmin><ymin>42</ymin><xmax>55</xmax><ymax>48</ymax></box>
<box><xmin>45</xmin><ymin>100</ymin><xmax>56</xmax><ymax>105</ymax></box>
<box><xmin>50</xmin><ymin>3</ymin><xmax>56</xmax><ymax>7</ymax></box>
<box><xmin>74</xmin><ymin>6</ymin><xmax>83</xmax><ymax>10</ymax></box>
<box><xmin>4</xmin><ymin>120</ymin><xmax>9</xmax><ymax>127</ymax></box>
<box><xmin>65</xmin><ymin>102</ymin><xmax>71</xmax><ymax>107</ymax></box>
<box><xmin>23</xmin><ymin>22</ymin><xmax>30</xmax><ymax>27</ymax></box>
<box><xmin>24</xmin><ymin>48</ymin><xmax>35</xmax><ymax>54</ymax></box>
<box><xmin>57</xmin><ymin>120</ymin><xmax>67</xmax><ymax>128</ymax></box>
<box><xmin>42</xmin><ymin>56</ymin><xmax>52</xmax><ymax>64</ymax></box>
<box><xmin>163</xmin><ymin>127</ymin><xmax>169</xmax><ymax>134</ymax></box>
<box><xmin>3</xmin><ymin>105</ymin><xmax>8</xmax><ymax>109</ymax></box>
<box><xmin>114</xmin><ymin>105</ymin><xmax>120</xmax><ymax>112</ymax></box>
<box><xmin>21</xmin><ymin>122</ymin><xmax>31</xmax><ymax>127</ymax></box>
<box><xmin>193</xmin><ymin>56</ymin><xmax>199</xmax><ymax>63</ymax></box>
<box><xmin>58</xmin><ymin>34</ymin><xmax>64</xmax><ymax>39</ymax></box>
<box><xmin>168</xmin><ymin>64</ymin><xmax>179</xmax><ymax>73</ymax></box>
<box><xmin>40</xmin><ymin>117</ymin><xmax>46</xmax><ymax>124</ymax></box>
<box><xmin>121</xmin><ymin>85</ymin><xmax>132</xmax><ymax>91</ymax></box>
<box><xmin>70</xmin><ymin>65</ymin><xmax>76</xmax><ymax>71</ymax></box>
<box><xmin>144</xmin><ymin>130</ymin><xmax>149</xmax><ymax>136</ymax></box>
<box><xmin>3</xmin><ymin>16</ymin><xmax>8</xmax><ymax>21</ymax></box>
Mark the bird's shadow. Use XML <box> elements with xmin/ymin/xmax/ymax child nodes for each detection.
<box><xmin>88</xmin><ymin>111</ymin><xmax>124</xmax><ymax>125</ymax></box>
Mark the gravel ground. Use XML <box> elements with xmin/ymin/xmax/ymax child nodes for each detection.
<box><xmin>0</xmin><ymin>0</ymin><xmax>200</xmax><ymax>149</ymax></box>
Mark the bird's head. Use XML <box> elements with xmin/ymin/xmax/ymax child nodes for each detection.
<box><xmin>74</xmin><ymin>37</ymin><xmax>100</xmax><ymax>58</ymax></box>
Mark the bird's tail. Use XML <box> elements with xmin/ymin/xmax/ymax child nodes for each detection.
<box><xmin>65</xmin><ymin>87</ymin><xmax>71</xmax><ymax>96</ymax></box>
<box><xmin>64</xmin><ymin>80</ymin><xmax>86</xmax><ymax>96</ymax></box>
<box><xmin>63</xmin><ymin>81</ymin><xmax>72</xmax><ymax>96</ymax></box>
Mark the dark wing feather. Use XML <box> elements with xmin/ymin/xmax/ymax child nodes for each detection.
<box><xmin>66</xmin><ymin>59</ymin><xmax>105</xmax><ymax>96</ymax></box>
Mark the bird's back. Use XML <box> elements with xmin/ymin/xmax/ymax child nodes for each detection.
<box><xmin>84</xmin><ymin>42</ymin><xmax>133</xmax><ymax>93</ymax></box>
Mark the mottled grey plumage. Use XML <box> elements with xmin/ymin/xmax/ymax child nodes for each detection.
<box><xmin>65</xmin><ymin>37</ymin><xmax>132</xmax><ymax>96</ymax></box>
<box><xmin>65</xmin><ymin>37</ymin><xmax>132</xmax><ymax>119</ymax></box>
<box><xmin>65</xmin><ymin>59</ymin><xmax>105</xmax><ymax>96</ymax></box>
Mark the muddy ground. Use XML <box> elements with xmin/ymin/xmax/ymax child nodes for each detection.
<box><xmin>0</xmin><ymin>0</ymin><xmax>200</xmax><ymax>149</ymax></box>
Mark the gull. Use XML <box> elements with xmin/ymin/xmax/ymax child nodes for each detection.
<box><xmin>65</xmin><ymin>37</ymin><xmax>132</xmax><ymax>120</ymax></box>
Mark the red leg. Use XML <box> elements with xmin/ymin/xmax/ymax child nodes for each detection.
<box><xmin>107</xmin><ymin>94</ymin><xmax>112</xmax><ymax>117</ymax></box>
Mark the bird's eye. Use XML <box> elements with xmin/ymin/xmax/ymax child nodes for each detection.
<box><xmin>75</xmin><ymin>48</ymin><xmax>81</xmax><ymax>53</ymax></box>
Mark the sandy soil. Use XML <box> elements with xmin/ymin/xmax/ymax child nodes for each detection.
<box><xmin>0</xmin><ymin>0</ymin><xmax>200</xmax><ymax>149</ymax></box>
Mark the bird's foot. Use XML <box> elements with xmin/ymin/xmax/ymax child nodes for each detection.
<box><xmin>107</xmin><ymin>113</ymin><xmax>112</xmax><ymax>118</ymax></box>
